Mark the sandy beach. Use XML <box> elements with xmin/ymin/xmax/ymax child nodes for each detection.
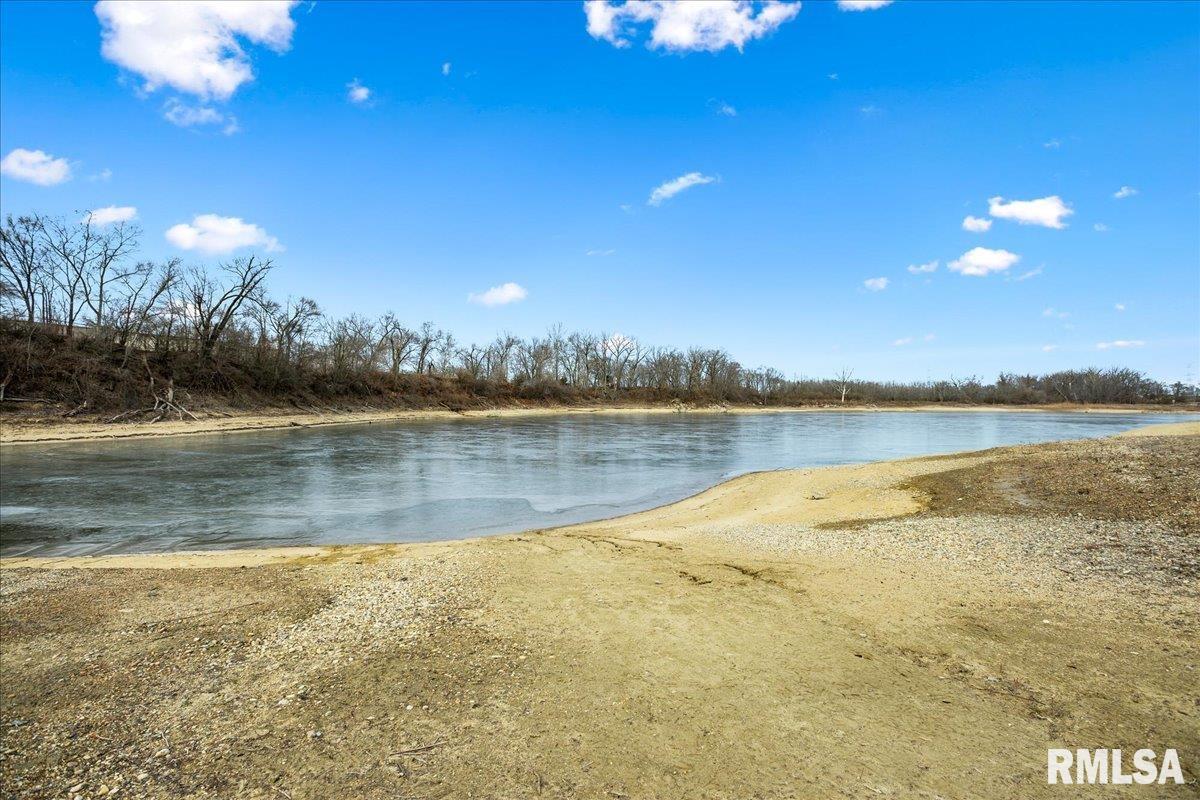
<box><xmin>2</xmin><ymin>422</ymin><xmax>1197</xmax><ymax>798</ymax></box>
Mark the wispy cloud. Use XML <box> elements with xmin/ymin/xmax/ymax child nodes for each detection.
<box><xmin>1113</xmin><ymin>186</ymin><xmax>1138</xmax><ymax>199</ymax></box>
<box><xmin>586</xmin><ymin>248</ymin><xmax>616</xmax><ymax>257</ymax></box>
<box><xmin>346</xmin><ymin>78</ymin><xmax>371</xmax><ymax>105</ymax></box>
<box><xmin>1042</xmin><ymin>307</ymin><xmax>1069</xmax><ymax>320</ymax></box>
<box><xmin>1114</xmin><ymin>303</ymin><xmax>1126</xmax><ymax>312</ymax></box>
<box><xmin>1096</xmin><ymin>339</ymin><xmax>1144</xmax><ymax>350</ymax></box>
<box><xmin>1043</xmin><ymin>139</ymin><xmax>1061</xmax><ymax>149</ymax></box>
<box><xmin>948</xmin><ymin>247</ymin><xmax>1020</xmax><ymax>277</ymax></box>
<box><xmin>907</xmin><ymin>260</ymin><xmax>938</xmax><ymax>274</ymax></box>
<box><xmin>468</xmin><ymin>282</ymin><xmax>527</xmax><ymax>307</ymax></box>
<box><xmin>585</xmin><ymin>0</ymin><xmax>801</xmax><ymax>52</ymax></box>
<box><xmin>863</xmin><ymin>277</ymin><xmax>889</xmax><ymax>292</ymax></box>
<box><xmin>84</xmin><ymin>206</ymin><xmax>138</xmax><ymax>226</ymax></box>
<box><xmin>1093</xmin><ymin>223</ymin><xmax>1109</xmax><ymax>232</ymax></box>
<box><xmin>1042</xmin><ymin>344</ymin><xmax>1059</xmax><ymax>352</ymax></box>
<box><xmin>442</xmin><ymin>62</ymin><xmax>451</xmax><ymax>76</ymax></box>
<box><xmin>163</xmin><ymin>98</ymin><xmax>238</xmax><ymax>134</ymax></box>
<box><xmin>988</xmin><ymin>195</ymin><xmax>1073</xmax><ymax>229</ymax></box>
<box><xmin>892</xmin><ymin>334</ymin><xmax>935</xmax><ymax>346</ymax></box>
<box><xmin>709</xmin><ymin>99</ymin><xmax>737</xmax><ymax>117</ymax></box>
<box><xmin>1009</xmin><ymin>267</ymin><xmax>1043</xmax><ymax>282</ymax></box>
<box><xmin>0</xmin><ymin>148</ymin><xmax>72</xmax><ymax>186</ymax></box>
<box><xmin>838</xmin><ymin>0</ymin><xmax>893</xmax><ymax>10</ymax></box>
<box><xmin>648</xmin><ymin>172</ymin><xmax>716</xmax><ymax>206</ymax></box>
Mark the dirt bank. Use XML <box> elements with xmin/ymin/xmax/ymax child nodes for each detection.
<box><xmin>2</xmin><ymin>402</ymin><xmax>1191</xmax><ymax>446</ymax></box>
<box><xmin>2</xmin><ymin>424</ymin><xmax>1197</xmax><ymax>798</ymax></box>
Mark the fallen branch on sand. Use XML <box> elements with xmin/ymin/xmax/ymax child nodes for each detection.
<box><xmin>389</xmin><ymin>740</ymin><xmax>447</xmax><ymax>756</ymax></box>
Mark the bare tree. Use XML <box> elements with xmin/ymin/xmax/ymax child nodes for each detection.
<box><xmin>40</xmin><ymin>215</ymin><xmax>99</xmax><ymax>335</ymax></box>
<box><xmin>178</xmin><ymin>256</ymin><xmax>275</xmax><ymax>360</ymax></box>
<box><xmin>271</xmin><ymin>297</ymin><xmax>322</xmax><ymax>367</ymax></box>
<box><xmin>113</xmin><ymin>259</ymin><xmax>179</xmax><ymax>367</ymax></box>
<box><xmin>0</xmin><ymin>214</ymin><xmax>46</xmax><ymax>324</ymax></box>
<box><xmin>835</xmin><ymin>368</ymin><xmax>854</xmax><ymax>404</ymax></box>
<box><xmin>415</xmin><ymin>322</ymin><xmax>439</xmax><ymax>374</ymax></box>
<box><xmin>80</xmin><ymin>218</ymin><xmax>142</xmax><ymax>332</ymax></box>
<box><xmin>377</xmin><ymin>313</ymin><xmax>417</xmax><ymax>375</ymax></box>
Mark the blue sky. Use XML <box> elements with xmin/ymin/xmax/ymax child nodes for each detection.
<box><xmin>1</xmin><ymin>0</ymin><xmax>1197</xmax><ymax>382</ymax></box>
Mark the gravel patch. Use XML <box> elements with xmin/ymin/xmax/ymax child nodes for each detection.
<box><xmin>254</xmin><ymin>554</ymin><xmax>478</xmax><ymax>673</ymax></box>
<box><xmin>0</xmin><ymin>568</ymin><xmax>73</xmax><ymax>599</ymax></box>
<box><xmin>703</xmin><ymin>513</ymin><xmax>1199</xmax><ymax>594</ymax></box>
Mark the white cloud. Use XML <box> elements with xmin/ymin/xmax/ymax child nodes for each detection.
<box><xmin>584</xmin><ymin>0</ymin><xmax>801</xmax><ymax>53</ymax></box>
<box><xmin>1042</xmin><ymin>307</ymin><xmax>1069</xmax><ymax>319</ymax></box>
<box><xmin>1093</xmin><ymin>223</ymin><xmax>1109</xmax><ymax>232</ymax></box>
<box><xmin>1043</xmin><ymin>139</ymin><xmax>1061</xmax><ymax>149</ymax></box>
<box><xmin>88</xmin><ymin>168</ymin><xmax>114</xmax><ymax>182</ymax></box>
<box><xmin>962</xmin><ymin>215</ymin><xmax>992</xmax><ymax>233</ymax></box>
<box><xmin>1096</xmin><ymin>340</ymin><xmax>1144</xmax><ymax>350</ymax></box>
<box><xmin>907</xmin><ymin>259</ymin><xmax>938</xmax><ymax>274</ymax></box>
<box><xmin>1041</xmin><ymin>344</ymin><xmax>1059</xmax><ymax>352</ymax></box>
<box><xmin>948</xmin><ymin>247</ymin><xmax>1020</xmax><ymax>277</ymax></box>
<box><xmin>711</xmin><ymin>99</ymin><xmax>738</xmax><ymax>117</ymax></box>
<box><xmin>892</xmin><ymin>337</ymin><xmax>913</xmax><ymax>346</ymax></box>
<box><xmin>346</xmin><ymin>79</ymin><xmax>371</xmax><ymax>104</ymax></box>
<box><xmin>468</xmin><ymin>282</ymin><xmax>527</xmax><ymax>307</ymax></box>
<box><xmin>863</xmin><ymin>277</ymin><xmax>889</xmax><ymax>291</ymax></box>
<box><xmin>1113</xmin><ymin>186</ymin><xmax>1138</xmax><ymax>199</ymax></box>
<box><xmin>0</xmin><ymin>148</ymin><xmax>72</xmax><ymax>186</ymax></box>
<box><xmin>442</xmin><ymin>62</ymin><xmax>452</xmax><ymax>76</ymax></box>
<box><xmin>828</xmin><ymin>72</ymin><xmax>838</xmax><ymax>80</ymax></box>
<box><xmin>95</xmin><ymin>0</ymin><xmax>297</xmax><ymax>101</ymax></box>
<box><xmin>838</xmin><ymin>0</ymin><xmax>893</xmax><ymax>9</ymax></box>
<box><xmin>987</xmin><ymin>195</ymin><xmax>1073</xmax><ymax>229</ymax></box>
<box><xmin>648</xmin><ymin>172</ymin><xmax>716</xmax><ymax>206</ymax></box>
<box><xmin>923</xmin><ymin>333</ymin><xmax>936</xmax><ymax>342</ymax></box>
<box><xmin>162</xmin><ymin>98</ymin><xmax>239</xmax><ymax>134</ymax></box>
<box><xmin>1114</xmin><ymin>303</ymin><xmax>1126</xmax><ymax>312</ymax></box>
<box><xmin>165</xmin><ymin>213</ymin><xmax>282</xmax><ymax>254</ymax></box>
<box><xmin>84</xmin><ymin>206</ymin><xmax>138</xmax><ymax>226</ymax></box>
<box><xmin>1010</xmin><ymin>267</ymin><xmax>1043</xmax><ymax>282</ymax></box>
<box><xmin>859</xmin><ymin>104</ymin><xmax>882</xmax><ymax>116</ymax></box>
<box><xmin>586</xmin><ymin>248</ymin><xmax>616</xmax><ymax>256</ymax></box>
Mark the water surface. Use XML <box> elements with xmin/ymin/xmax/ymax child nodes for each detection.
<box><xmin>1</xmin><ymin>411</ymin><xmax>1191</xmax><ymax>557</ymax></box>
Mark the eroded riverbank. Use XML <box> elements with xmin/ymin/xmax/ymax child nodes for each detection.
<box><xmin>1</xmin><ymin>423</ymin><xmax>1197</xmax><ymax>798</ymax></box>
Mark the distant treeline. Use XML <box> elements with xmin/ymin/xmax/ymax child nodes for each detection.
<box><xmin>1</xmin><ymin>212</ymin><xmax>1195</xmax><ymax>414</ymax></box>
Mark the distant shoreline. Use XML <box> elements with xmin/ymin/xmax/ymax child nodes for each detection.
<box><xmin>2</xmin><ymin>401</ymin><xmax>1195</xmax><ymax>446</ymax></box>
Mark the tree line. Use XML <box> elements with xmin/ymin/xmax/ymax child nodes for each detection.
<box><xmin>1</xmin><ymin>211</ymin><xmax>1194</xmax><ymax>411</ymax></box>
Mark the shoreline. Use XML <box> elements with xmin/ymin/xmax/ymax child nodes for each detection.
<box><xmin>6</xmin><ymin>419</ymin><xmax>1197</xmax><ymax>571</ymax></box>
<box><xmin>1</xmin><ymin>401</ymin><xmax>1193</xmax><ymax>446</ymax></box>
